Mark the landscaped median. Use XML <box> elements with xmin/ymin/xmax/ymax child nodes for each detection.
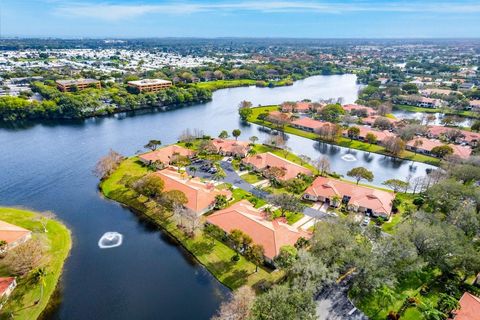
<box><xmin>100</xmin><ymin>157</ymin><xmax>283</xmax><ymax>290</ymax></box>
<box><xmin>247</xmin><ymin>106</ymin><xmax>441</xmax><ymax>166</ymax></box>
<box><xmin>0</xmin><ymin>207</ymin><xmax>71</xmax><ymax>320</ymax></box>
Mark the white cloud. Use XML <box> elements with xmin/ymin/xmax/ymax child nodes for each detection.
<box><xmin>54</xmin><ymin>1</ymin><xmax>480</xmax><ymax>21</ymax></box>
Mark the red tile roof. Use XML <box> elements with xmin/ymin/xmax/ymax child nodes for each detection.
<box><xmin>343</xmin><ymin>126</ymin><xmax>395</xmax><ymax>142</ymax></box>
<box><xmin>305</xmin><ymin>177</ymin><xmax>395</xmax><ymax>216</ymax></box>
<box><xmin>342</xmin><ymin>104</ymin><xmax>376</xmax><ymax>116</ymax></box>
<box><xmin>407</xmin><ymin>137</ymin><xmax>472</xmax><ymax>159</ymax></box>
<box><xmin>0</xmin><ymin>220</ymin><xmax>31</xmax><ymax>245</ymax></box>
<box><xmin>427</xmin><ymin>126</ymin><xmax>480</xmax><ymax>143</ymax></box>
<box><xmin>211</xmin><ymin>139</ymin><xmax>250</xmax><ymax>156</ymax></box>
<box><xmin>206</xmin><ymin>200</ymin><xmax>311</xmax><ymax>259</ymax></box>
<box><xmin>453</xmin><ymin>292</ymin><xmax>480</xmax><ymax>320</ymax></box>
<box><xmin>291</xmin><ymin>117</ymin><xmax>329</xmax><ymax>131</ymax></box>
<box><xmin>242</xmin><ymin>152</ymin><xmax>312</xmax><ymax>181</ymax></box>
<box><xmin>0</xmin><ymin>277</ymin><xmax>15</xmax><ymax>297</ymax></box>
<box><xmin>154</xmin><ymin>169</ymin><xmax>231</xmax><ymax>214</ymax></box>
<box><xmin>139</xmin><ymin>145</ymin><xmax>195</xmax><ymax>164</ymax></box>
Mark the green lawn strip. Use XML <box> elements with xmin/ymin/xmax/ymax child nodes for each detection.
<box><xmin>250</xmin><ymin>144</ymin><xmax>317</xmax><ymax>172</ymax></box>
<box><xmin>100</xmin><ymin>158</ymin><xmax>281</xmax><ymax>290</ymax></box>
<box><xmin>231</xmin><ymin>188</ymin><xmax>267</xmax><ymax>208</ymax></box>
<box><xmin>0</xmin><ymin>207</ymin><xmax>72</xmax><ymax>320</ymax></box>
<box><xmin>248</xmin><ymin>106</ymin><xmax>440</xmax><ymax>166</ymax></box>
<box><xmin>394</xmin><ymin>104</ymin><xmax>480</xmax><ymax>119</ymax></box>
<box><xmin>194</xmin><ymin>79</ymin><xmax>257</xmax><ymax>91</ymax></box>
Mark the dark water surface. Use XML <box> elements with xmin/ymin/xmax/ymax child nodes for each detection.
<box><xmin>0</xmin><ymin>75</ymin><xmax>435</xmax><ymax>319</ymax></box>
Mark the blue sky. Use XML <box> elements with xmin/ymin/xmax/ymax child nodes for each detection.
<box><xmin>2</xmin><ymin>0</ymin><xmax>480</xmax><ymax>38</ymax></box>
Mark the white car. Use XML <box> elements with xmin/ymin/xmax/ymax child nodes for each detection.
<box><xmin>361</xmin><ymin>217</ymin><xmax>371</xmax><ymax>226</ymax></box>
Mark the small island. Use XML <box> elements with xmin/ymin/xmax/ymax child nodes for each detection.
<box><xmin>0</xmin><ymin>207</ymin><xmax>72</xmax><ymax>319</ymax></box>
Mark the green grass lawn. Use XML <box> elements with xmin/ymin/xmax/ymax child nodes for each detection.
<box><xmin>241</xmin><ymin>173</ymin><xmax>264</xmax><ymax>184</ymax></box>
<box><xmin>248</xmin><ymin>106</ymin><xmax>440</xmax><ymax>166</ymax></box>
<box><xmin>0</xmin><ymin>207</ymin><xmax>71</xmax><ymax>320</ymax></box>
<box><xmin>194</xmin><ymin>79</ymin><xmax>257</xmax><ymax>91</ymax></box>
<box><xmin>230</xmin><ymin>187</ymin><xmax>267</xmax><ymax>208</ymax></box>
<box><xmin>381</xmin><ymin>193</ymin><xmax>415</xmax><ymax>234</ymax></box>
<box><xmin>101</xmin><ymin>158</ymin><xmax>280</xmax><ymax>290</ymax></box>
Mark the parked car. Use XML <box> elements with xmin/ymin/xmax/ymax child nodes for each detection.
<box><xmin>361</xmin><ymin>217</ymin><xmax>371</xmax><ymax>226</ymax></box>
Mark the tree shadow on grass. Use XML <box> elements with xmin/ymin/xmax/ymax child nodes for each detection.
<box><xmin>190</xmin><ymin>241</ymin><xmax>216</xmax><ymax>256</ymax></box>
<box><xmin>223</xmin><ymin>269</ymin><xmax>249</xmax><ymax>289</ymax></box>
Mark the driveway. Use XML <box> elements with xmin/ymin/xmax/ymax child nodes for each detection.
<box><xmin>316</xmin><ymin>282</ymin><xmax>368</xmax><ymax>320</ymax></box>
<box><xmin>219</xmin><ymin>161</ymin><xmax>331</xmax><ymax>220</ymax></box>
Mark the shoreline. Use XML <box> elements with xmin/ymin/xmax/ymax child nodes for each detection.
<box><xmin>0</xmin><ymin>206</ymin><xmax>72</xmax><ymax>320</ymax></box>
<box><xmin>99</xmin><ymin>158</ymin><xmax>283</xmax><ymax>291</ymax></box>
<box><xmin>247</xmin><ymin>106</ymin><xmax>441</xmax><ymax>166</ymax></box>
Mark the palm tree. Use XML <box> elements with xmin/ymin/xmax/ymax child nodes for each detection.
<box><xmin>419</xmin><ymin>301</ymin><xmax>446</xmax><ymax>320</ymax></box>
<box><xmin>376</xmin><ymin>286</ymin><xmax>396</xmax><ymax>313</ymax></box>
<box><xmin>189</xmin><ymin>166</ymin><xmax>197</xmax><ymax>177</ymax></box>
<box><xmin>33</xmin><ymin>267</ymin><xmax>48</xmax><ymax>303</ymax></box>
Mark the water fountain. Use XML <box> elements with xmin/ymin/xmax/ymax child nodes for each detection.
<box><xmin>341</xmin><ymin>154</ymin><xmax>357</xmax><ymax>162</ymax></box>
<box><xmin>98</xmin><ymin>232</ymin><xmax>123</xmax><ymax>249</ymax></box>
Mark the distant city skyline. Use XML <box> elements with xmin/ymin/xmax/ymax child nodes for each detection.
<box><xmin>2</xmin><ymin>0</ymin><xmax>480</xmax><ymax>38</ymax></box>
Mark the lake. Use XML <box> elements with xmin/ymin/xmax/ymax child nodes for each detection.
<box><xmin>0</xmin><ymin>75</ymin><xmax>435</xmax><ymax>319</ymax></box>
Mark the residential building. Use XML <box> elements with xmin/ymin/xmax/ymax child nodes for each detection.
<box><xmin>452</xmin><ymin>292</ymin><xmax>480</xmax><ymax>320</ymax></box>
<box><xmin>342</xmin><ymin>104</ymin><xmax>376</xmax><ymax>116</ymax></box>
<box><xmin>206</xmin><ymin>200</ymin><xmax>311</xmax><ymax>262</ymax></box>
<box><xmin>127</xmin><ymin>79</ymin><xmax>173</xmax><ymax>93</ymax></box>
<box><xmin>427</xmin><ymin>126</ymin><xmax>480</xmax><ymax>147</ymax></box>
<box><xmin>211</xmin><ymin>139</ymin><xmax>250</xmax><ymax>157</ymax></box>
<box><xmin>56</xmin><ymin>79</ymin><xmax>101</xmax><ymax>92</ymax></box>
<box><xmin>342</xmin><ymin>126</ymin><xmax>395</xmax><ymax>144</ymax></box>
<box><xmin>406</xmin><ymin>137</ymin><xmax>472</xmax><ymax>159</ymax></box>
<box><xmin>469</xmin><ymin>100</ymin><xmax>480</xmax><ymax>111</ymax></box>
<box><xmin>281</xmin><ymin>101</ymin><xmax>311</xmax><ymax>113</ymax></box>
<box><xmin>361</xmin><ymin>115</ymin><xmax>398</xmax><ymax>126</ymax></box>
<box><xmin>303</xmin><ymin>176</ymin><xmax>395</xmax><ymax>218</ymax></box>
<box><xmin>396</xmin><ymin>95</ymin><xmax>442</xmax><ymax>108</ymax></box>
<box><xmin>242</xmin><ymin>152</ymin><xmax>312</xmax><ymax>181</ymax></box>
<box><xmin>154</xmin><ymin>168</ymin><xmax>231</xmax><ymax>215</ymax></box>
<box><xmin>139</xmin><ymin>145</ymin><xmax>196</xmax><ymax>167</ymax></box>
<box><xmin>0</xmin><ymin>220</ymin><xmax>32</xmax><ymax>252</ymax></box>
<box><xmin>420</xmin><ymin>88</ymin><xmax>457</xmax><ymax>97</ymax></box>
<box><xmin>0</xmin><ymin>277</ymin><xmax>16</xmax><ymax>309</ymax></box>
<box><xmin>266</xmin><ymin>111</ymin><xmax>292</xmax><ymax>124</ymax></box>
<box><xmin>290</xmin><ymin>117</ymin><xmax>331</xmax><ymax>132</ymax></box>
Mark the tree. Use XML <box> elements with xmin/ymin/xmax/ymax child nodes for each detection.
<box><xmin>383</xmin><ymin>179</ymin><xmax>409</xmax><ymax>192</ymax></box>
<box><xmin>376</xmin><ymin>286</ymin><xmax>396</xmax><ymax>311</ymax></box>
<box><xmin>250</xmin><ymin>285</ymin><xmax>317</xmax><ymax>320</ymax></box>
<box><xmin>144</xmin><ymin>139</ymin><xmax>161</xmax><ymax>151</ymax></box>
<box><xmin>373</xmin><ymin>116</ymin><xmax>393</xmax><ymax>130</ymax></box>
<box><xmin>33</xmin><ymin>267</ymin><xmax>48</xmax><ymax>303</ymax></box>
<box><xmin>246</xmin><ymin>244</ymin><xmax>265</xmax><ymax>272</ymax></box>
<box><xmin>214</xmin><ymin>194</ymin><xmax>228</xmax><ymax>209</ymax></box>
<box><xmin>232</xmin><ymin>129</ymin><xmax>241</xmax><ymax>141</ymax></box>
<box><xmin>287</xmin><ymin>250</ymin><xmax>336</xmax><ymax>293</ymax></box>
<box><xmin>213</xmin><ymin>170</ymin><xmax>227</xmax><ymax>181</ymax></box>
<box><xmin>419</xmin><ymin>301</ymin><xmax>445</xmax><ymax>320</ymax></box>
<box><xmin>431</xmin><ymin>145</ymin><xmax>454</xmax><ymax>159</ymax></box>
<box><xmin>318</xmin><ymin>103</ymin><xmax>345</xmax><ymax>123</ymax></box>
<box><xmin>402</xmin><ymin>83</ymin><xmax>419</xmax><ymax>94</ymax></box>
<box><xmin>161</xmin><ymin>189</ymin><xmax>188</xmax><ymax>211</ymax></box>
<box><xmin>471</xmin><ymin>120</ymin><xmax>480</xmax><ymax>132</ymax></box>
<box><xmin>270</xmin><ymin>194</ymin><xmax>305</xmax><ymax>217</ymax></box>
<box><xmin>133</xmin><ymin>173</ymin><xmax>165</xmax><ymax>198</ymax></box>
<box><xmin>347</xmin><ymin>167</ymin><xmax>374</xmax><ymax>185</ymax></box>
<box><xmin>437</xmin><ymin>293</ymin><xmax>460</xmax><ymax>316</ymax></box>
<box><xmin>94</xmin><ymin>149</ymin><xmax>124</xmax><ymax>180</ymax></box>
<box><xmin>36</xmin><ymin>210</ymin><xmax>55</xmax><ymax>233</ymax></box>
<box><xmin>263</xmin><ymin>166</ymin><xmax>286</xmax><ymax>182</ymax></box>
<box><xmin>189</xmin><ymin>166</ymin><xmax>197</xmax><ymax>177</ymax></box>
<box><xmin>274</xmin><ymin>245</ymin><xmax>298</xmax><ymax>269</ymax></box>
<box><xmin>412</xmin><ymin>139</ymin><xmax>423</xmax><ymax>155</ymax></box>
<box><xmin>314</xmin><ymin>156</ymin><xmax>330</xmax><ymax>176</ymax></box>
<box><xmin>298</xmin><ymin>155</ymin><xmax>311</xmax><ymax>166</ymax></box>
<box><xmin>218</xmin><ymin>130</ymin><xmax>229</xmax><ymax>139</ymax></box>
<box><xmin>3</xmin><ymin>239</ymin><xmax>43</xmax><ymax>275</ymax></box>
<box><xmin>211</xmin><ymin>286</ymin><xmax>255</xmax><ymax>320</ymax></box>
<box><xmin>230</xmin><ymin>229</ymin><xmax>251</xmax><ymax>258</ymax></box>
<box><xmin>365</xmin><ymin>132</ymin><xmax>377</xmax><ymax>146</ymax></box>
<box><xmin>249</xmin><ymin>136</ymin><xmax>259</xmax><ymax>145</ymax></box>
<box><xmin>238</xmin><ymin>100</ymin><xmax>253</xmax><ymax>120</ymax></box>
<box><xmin>383</xmin><ymin>137</ymin><xmax>405</xmax><ymax>156</ymax></box>
<box><xmin>347</xmin><ymin>126</ymin><xmax>360</xmax><ymax>140</ymax></box>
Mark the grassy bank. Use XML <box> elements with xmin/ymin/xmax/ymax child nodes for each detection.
<box><xmin>194</xmin><ymin>78</ymin><xmax>293</xmax><ymax>91</ymax></box>
<box><xmin>394</xmin><ymin>104</ymin><xmax>480</xmax><ymax>119</ymax></box>
<box><xmin>248</xmin><ymin>106</ymin><xmax>440</xmax><ymax>166</ymax></box>
<box><xmin>100</xmin><ymin>157</ymin><xmax>283</xmax><ymax>290</ymax></box>
<box><xmin>0</xmin><ymin>207</ymin><xmax>71</xmax><ymax>320</ymax></box>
